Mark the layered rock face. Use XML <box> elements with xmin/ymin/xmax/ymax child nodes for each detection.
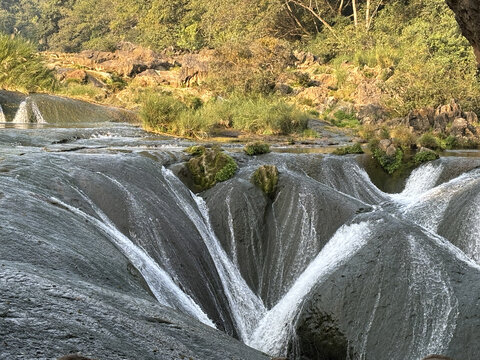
<box><xmin>446</xmin><ymin>0</ymin><xmax>480</xmax><ymax>66</ymax></box>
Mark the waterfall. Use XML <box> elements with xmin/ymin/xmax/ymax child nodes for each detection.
<box><xmin>162</xmin><ymin>167</ymin><xmax>266</xmax><ymax>342</ymax></box>
<box><xmin>31</xmin><ymin>101</ymin><xmax>47</xmax><ymax>123</ymax></box>
<box><xmin>47</xmin><ymin>195</ymin><xmax>215</xmax><ymax>328</ymax></box>
<box><xmin>0</xmin><ymin>104</ymin><xmax>6</xmax><ymax>122</ymax></box>
<box><xmin>391</xmin><ymin>162</ymin><xmax>444</xmax><ymax>204</ymax></box>
<box><xmin>247</xmin><ymin>221</ymin><xmax>373</xmax><ymax>356</ymax></box>
<box><xmin>12</xmin><ymin>100</ymin><xmax>29</xmax><ymax>123</ymax></box>
<box><xmin>12</xmin><ymin>98</ymin><xmax>48</xmax><ymax>124</ymax></box>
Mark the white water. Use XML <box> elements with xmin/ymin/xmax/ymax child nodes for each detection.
<box><xmin>398</xmin><ymin>236</ymin><xmax>458</xmax><ymax>359</ymax></box>
<box><xmin>12</xmin><ymin>101</ymin><xmax>29</xmax><ymax>123</ymax></box>
<box><xmin>12</xmin><ymin>99</ymin><xmax>47</xmax><ymax>124</ymax></box>
<box><xmin>162</xmin><ymin>167</ymin><xmax>266</xmax><ymax>341</ymax></box>
<box><xmin>391</xmin><ymin>162</ymin><xmax>444</xmax><ymax>204</ymax></box>
<box><xmin>31</xmin><ymin>101</ymin><xmax>47</xmax><ymax>123</ymax></box>
<box><xmin>398</xmin><ymin>170</ymin><xmax>480</xmax><ymax>232</ymax></box>
<box><xmin>247</xmin><ymin>221</ymin><xmax>373</xmax><ymax>356</ymax></box>
<box><xmin>0</xmin><ymin>104</ymin><xmax>6</xmax><ymax>122</ymax></box>
<box><xmin>48</xmin><ymin>195</ymin><xmax>215</xmax><ymax>328</ymax></box>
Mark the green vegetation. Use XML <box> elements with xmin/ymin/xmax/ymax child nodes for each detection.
<box><xmin>0</xmin><ymin>33</ymin><xmax>55</xmax><ymax>92</ymax></box>
<box><xmin>369</xmin><ymin>140</ymin><xmax>404</xmax><ymax>175</ymax></box>
<box><xmin>187</xmin><ymin>147</ymin><xmax>238</xmax><ymax>191</ymax></box>
<box><xmin>140</xmin><ymin>93</ymin><xmax>309</xmax><ymax>138</ymax></box>
<box><xmin>330</xmin><ymin>111</ymin><xmax>361</xmax><ymax>128</ymax></box>
<box><xmin>251</xmin><ymin>165</ymin><xmax>279</xmax><ymax>198</ymax></box>
<box><xmin>244</xmin><ymin>142</ymin><xmax>270</xmax><ymax>156</ymax></box>
<box><xmin>333</xmin><ymin>143</ymin><xmax>364</xmax><ymax>155</ymax></box>
<box><xmin>414</xmin><ymin>150</ymin><xmax>440</xmax><ymax>165</ymax></box>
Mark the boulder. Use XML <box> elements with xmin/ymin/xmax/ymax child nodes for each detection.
<box><xmin>446</xmin><ymin>0</ymin><xmax>480</xmax><ymax>66</ymax></box>
<box><xmin>356</xmin><ymin>103</ymin><xmax>386</xmax><ymax>125</ymax></box>
<box><xmin>186</xmin><ymin>147</ymin><xmax>238</xmax><ymax>192</ymax></box>
<box><xmin>404</xmin><ymin>107</ymin><xmax>435</xmax><ymax>132</ymax></box>
<box><xmin>180</xmin><ymin>50</ymin><xmax>214</xmax><ymax>86</ymax></box>
<box><xmin>378</xmin><ymin>139</ymin><xmax>393</xmax><ymax>153</ymax></box>
<box><xmin>63</xmin><ymin>69</ymin><xmax>88</xmax><ymax>84</ymax></box>
<box><xmin>449</xmin><ymin>117</ymin><xmax>477</xmax><ymax>138</ymax></box>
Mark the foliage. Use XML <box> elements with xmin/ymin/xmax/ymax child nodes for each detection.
<box><xmin>414</xmin><ymin>150</ymin><xmax>439</xmax><ymax>165</ymax></box>
<box><xmin>139</xmin><ymin>93</ymin><xmax>187</xmax><ymax>132</ymax></box>
<box><xmin>251</xmin><ymin>165</ymin><xmax>279</xmax><ymax>197</ymax></box>
<box><xmin>244</xmin><ymin>142</ymin><xmax>271</xmax><ymax>156</ymax></box>
<box><xmin>185</xmin><ymin>145</ymin><xmax>206</xmax><ymax>156</ymax></box>
<box><xmin>418</xmin><ymin>132</ymin><xmax>443</xmax><ymax>150</ymax></box>
<box><xmin>58</xmin><ymin>83</ymin><xmax>105</xmax><ymax>101</ymax></box>
<box><xmin>187</xmin><ymin>147</ymin><xmax>237</xmax><ymax>191</ymax></box>
<box><xmin>333</xmin><ymin>143</ymin><xmax>364</xmax><ymax>155</ymax></box>
<box><xmin>0</xmin><ymin>33</ymin><xmax>55</xmax><ymax>92</ymax></box>
<box><xmin>369</xmin><ymin>139</ymin><xmax>404</xmax><ymax>174</ymax></box>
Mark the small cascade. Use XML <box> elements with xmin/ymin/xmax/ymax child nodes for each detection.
<box><xmin>12</xmin><ymin>100</ymin><xmax>29</xmax><ymax>123</ymax></box>
<box><xmin>0</xmin><ymin>104</ymin><xmax>6</xmax><ymax>122</ymax></box>
<box><xmin>48</xmin><ymin>195</ymin><xmax>215</xmax><ymax>328</ymax></box>
<box><xmin>31</xmin><ymin>101</ymin><xmax>47</xmax><ymax>123</ymax></box>
<box><xmin>391</xmin><ymin>162</ymin><xmax>444</xmax><ymax>204</ymax></box>
<box><xmin>247</xmin><ymin>221</ymin><xmax>373</xmax><ymax>356</ymax></box>
<box><xmin>11</xmin><ymin>98</ymin><xmax>47</xmax><ymax>124</ymax></box>
<box><xmin>162</xmin><ymin>167</ymin><xmax>266</xmax><ymax>342</ymax></box>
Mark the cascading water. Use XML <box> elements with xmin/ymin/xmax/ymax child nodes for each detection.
<box><xmin>162</xmin><ymin>167</ymin><xmax>266</xmax><ymax>341</ymax></box>
<box><xmin>2</xmin><ymin>100</ymin><xmax>480</xmax><ymax>359</ymax></box>
<box><xmin>247</xmin><ymin>221</ymin><xmax>374</xmax><ymax>356</ymax></box>
<box><xmin>48</xmin><ymin>193</ymin><xmax>215</xmax><ymax>327</ymax></box>
<box><xmin>0</xmin><ymin>104</ymin><xmax>6</xmax><ymax>122</ymax></box>
<box><xmin>12</xmin><ymin>100</ymin><xmax>29</xmax><ymax>123</ymax></box>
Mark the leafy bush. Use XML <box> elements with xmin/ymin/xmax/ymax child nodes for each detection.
<box><xmin>139</xmin><ymin>93</ymin><xmax>187</xmax><ymax>132</ymax></box>
<box><xmin>0</xmin><ymin>33</ymin><xmax>55</xmax><ymax>92</ymax></box>
<box><xmin>418</xmin><ymin>133</ymin><xmax>443</xmax><ymax>150</ymax></box>
<box><xmin>333</xmin><ymin>143</ymin><xmax>364</xmax><ymax>155</ymax></box>
<box><xmin>244</xmin><ymin>142</ymin><xmax>271</xmax><ymax>156</ymax></box>
<box><xmin>327</xmin><ymin>110</ymin><xmax>360</xmax><ymax>128</ymax></box>
<box><xmin>414</xmin><ymin>150</ymin><xmax>439</xmax><ymax>165</ymax></box>
<box><xmin>369</xmin><ymin>140</ymin><xmax>404</xmax><ymax>174</ymax></box>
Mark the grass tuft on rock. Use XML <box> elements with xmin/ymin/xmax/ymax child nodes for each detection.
<box><xmin>251</xmin><ymin>165</ymin><xmax>279</xmax><ymax>198</ymax></box>
<box><xmin>186</xmin><ymin>147</ymin><xmax>237</xmax><ymax>191</ymax></box>
<box><xmin>244</xmin><ymin>142</ymin><xmax>271</xmax><ymax>156</ymax></box>
<box><xmin>184</xmin><ymin>145</ymin><xmax>206</xmax><ymax>156</ymax></box>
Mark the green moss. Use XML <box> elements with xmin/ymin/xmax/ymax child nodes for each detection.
<box><xmin>251</xmin><ymin>165</ymin><xmax>279</xmax><ymax>198</ymax></box>
<box><xmin>187</xmin><ymin>147</ymin><xmax>238</xmax><ymax>191</ymax></box>
<box><xmin>184</xmin><ymin>145</ymin><xmax>206</xmax><ymax>156</ymax></box>
<box><xmin>244</xmin><ymin>142</ymin><xmax>271</xmax><ymax>156</ymax></box>
<box><xmin>414</xmin><ymin>150</ymin><xmax>439</xmax><ymax>165</ymax></box>
<box><xmin>333</xmin><ymin>143</ymin><xmax>364</xmax><ymax>155</ymax></box>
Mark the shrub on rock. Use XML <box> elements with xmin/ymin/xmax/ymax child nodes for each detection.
<box><xmin>187</xmin><ymin>147</ymin><xmax>237</xmax><ymax>191</ymax></box>
<box><xmin>244</xmin><ymin>142</ymin><xmax>271</xmax><ymax>156</ymax></box>
<box><xmin>251</xmin><ymin>165</ymin><xmax>279</xmax><ymax>197</ymax></box>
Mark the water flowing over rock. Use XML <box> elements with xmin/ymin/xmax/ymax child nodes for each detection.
<box><xmin>1</xmin><ymin>97</ymin><xmax>480</xmax><ymax>359</ymax></box>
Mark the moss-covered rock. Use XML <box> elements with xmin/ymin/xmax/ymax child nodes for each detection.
<box><xmin>184</xmin><ymin>145</ymin><xmax>206</xmax><ymax>156</ymax></box>
<box><xmin>332</xmin><ymin>143</ymin><xmax>364</xmax><ymax>155</ymax></box>
<box><xmin>244</xmin><ymin>142</ymin><xmax>271</xmax><ymax>156</ymax></box>
<box><xmin>251</xmin><ymin>165</ymin><xmax>279</xmax><ymax>197</ymax></box>
<box><xmin>187</xmin><ymin>147</ymin><xmax>238</xmax><ymax>191</ymax></box>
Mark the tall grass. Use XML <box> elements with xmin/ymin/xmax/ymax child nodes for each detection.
<box><xmin>139</xmin><ymin>93</ymin><xmax>309</xmax><ymax>138</ymax></box>
<box><xmin>0</xmin><ymin>33</ymin><xmax>55</xmax><ymax>92</ymax></box>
